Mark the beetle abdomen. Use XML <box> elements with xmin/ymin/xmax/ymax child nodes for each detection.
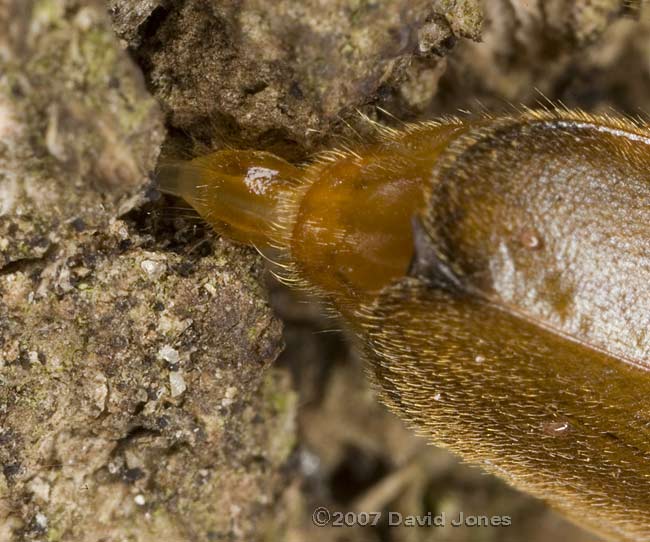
<box><xmin>158</xmin><ymin>109</ymin><xmax>650</xmax><ymax>540</ymax></box>
<box><xmin>359</xmin><ymin>110</ymin><xmax>650</xmax><ymax>541</ymax></box>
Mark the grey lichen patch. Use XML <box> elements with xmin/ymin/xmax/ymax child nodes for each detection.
<box><xmin>0</xmin><ymin>219</ymin><xmax>291</xmax><ymax>541</ymax></box>
<box><xmin>0</xmin><ymin>0</ymin><xmax>163</xmax><ymax>269</ymax></box>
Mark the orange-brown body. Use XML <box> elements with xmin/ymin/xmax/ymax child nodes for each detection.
<box><xmin>158</xmin><ymin>110</ymin><xmax>650</xmax><ymax>541</ymax></box>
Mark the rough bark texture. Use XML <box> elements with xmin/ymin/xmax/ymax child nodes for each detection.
<box><xmin>1</xmin><ymin>0</ymin><xmax>648</xmax><ymax>541</ymax></box>
<box><xmin>1</xmin><ymin>1</ymin><xmax>290</xmax><ymax>541</ymax></box>
<box><xmin>109</xmin><ymin>0</ymin><xmax>483</xmax><ymax>157</ymax></box>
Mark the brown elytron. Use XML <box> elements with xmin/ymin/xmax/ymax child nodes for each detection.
<box><xmin>158</xmin><ymin>110</ymin><xmax>650</xmax><ymax>542</ymax></box>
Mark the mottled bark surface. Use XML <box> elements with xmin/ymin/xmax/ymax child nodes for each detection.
<box><xmin>1</xmin><ymin>0</ymin><xmax>648</xmax><ymax>541</ymax></box>
<box><xmin>1</xmin><ymin>2</ymin><xmax>289</xmax><ymax>541</ymax></box>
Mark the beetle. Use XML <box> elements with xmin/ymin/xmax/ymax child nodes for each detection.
<box><xmin>158</xmin><ymin>107</ymin><xmax>650</xmax><ymax>542</ymax></box>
